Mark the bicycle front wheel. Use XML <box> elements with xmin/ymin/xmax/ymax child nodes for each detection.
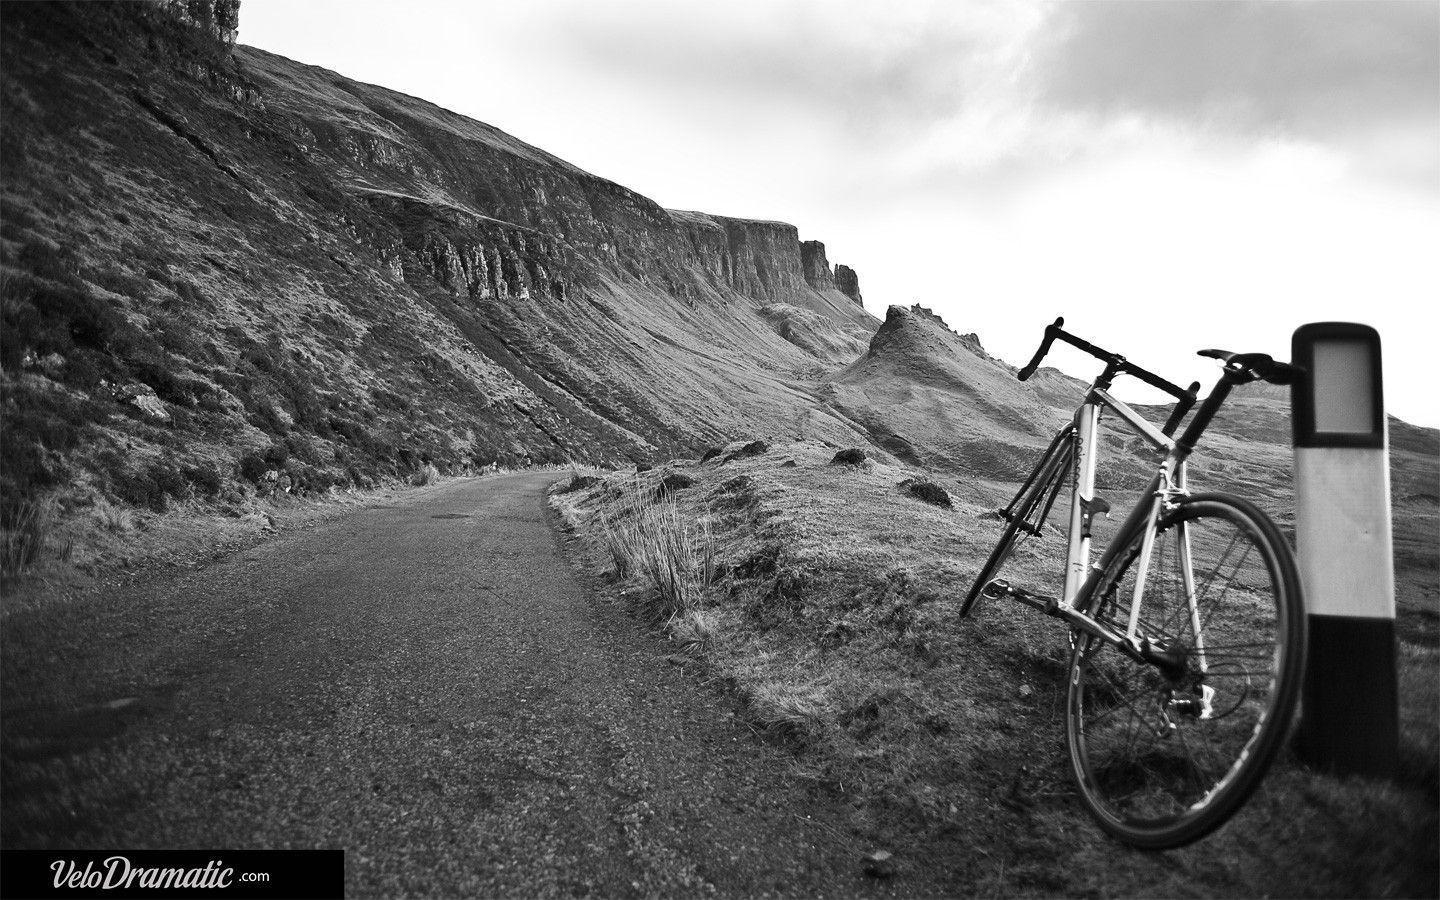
<box><xmin>1065</xmin><ymin>494</ymin><xmax>1305</xmax><ymax>849</ymax></box>
<box><xmin>959</xmin><ymin>427</ymin><xmax>1074</xmax><ymax>618</ymax></box>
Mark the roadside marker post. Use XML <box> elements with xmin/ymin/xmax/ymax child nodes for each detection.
<box><xmin>1290</xmin><ymin>322</ymin><xmax>1398</xmax><ymax>778</ymax></box>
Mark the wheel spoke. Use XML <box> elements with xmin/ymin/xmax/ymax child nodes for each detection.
<box><xmin>1066</xmin><ymin>499</ymin><xmax>1301</xmax><ymax>847</ymax></box>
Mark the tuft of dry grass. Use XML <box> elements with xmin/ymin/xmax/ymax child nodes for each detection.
<box><xmin>744</xmin><ymin>677</ymin><xmax>832</xmax><ymax>734</ymax></box>
<box><xmin>669</xmin><ymin>608</ymin><xmax>721</xmax><ymax>650</ymax></box>
<box><xmin>1</xmin><ymin>496</ymin><xmax>57</xmax><ymax>576</ymax></box>
<box><xmin>598</xmin><ymin>485</ymin><xmax>716</xmax><ymax>621</ymax></box>
<box><xmin>91</xmin><ymin>497</ymin><xmax>134</xmax><ymax>535</ymax></box>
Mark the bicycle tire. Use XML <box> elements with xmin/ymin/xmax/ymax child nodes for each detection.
<box><xmin>959</xmin><ymin>429</ymin><xmax>1073</xmax><ymax>618</ymax></box>
<box><xmin>1064</xmin><ymin>493</ymin><xmax>1305</xmax><ymax>849</ymax></box>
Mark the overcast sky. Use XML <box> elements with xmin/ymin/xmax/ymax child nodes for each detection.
<box><xmin>242</xmin><ymin>1</ymin><xmax>1439</xmax><ymax>427</ymax></box>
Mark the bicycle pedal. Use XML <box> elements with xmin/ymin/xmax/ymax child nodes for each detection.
<box><xmin>980</xmin><ymin>579</ymin><xmax>1011</xmax><ymax>599</ymax></box>
<box><xmin>1005</xmin><ymin>585</ymin><xmax>1060</xmax><ymax>614</ymax></box>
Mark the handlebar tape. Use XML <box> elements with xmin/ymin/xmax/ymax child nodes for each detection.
<box><xmin>1017</xmin><ymin>317</ymin><xmax>1064</xmax><ymax>381</ymax></box>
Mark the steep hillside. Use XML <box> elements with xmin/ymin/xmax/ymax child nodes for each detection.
<box><xmin>823</xmin><ymin>305</ymin><xmax>1072</xmax><ymax>478</ymax></box>
<box><xmin>0</xmin><ymin>0</ymin><xmax>876</xmax><ymax>527</ymax></box>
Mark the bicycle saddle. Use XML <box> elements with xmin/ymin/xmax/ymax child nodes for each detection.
<box><xmin>1197</xmin><ymin>349</ymin><xmax>1301</xmax><ymax>385</ymax></box>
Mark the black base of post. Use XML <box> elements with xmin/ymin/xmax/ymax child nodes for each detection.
<box><xmin>1295</xmin><ymin>613</ymin><xmax>1399</xmax><ymax>778</ymax></box>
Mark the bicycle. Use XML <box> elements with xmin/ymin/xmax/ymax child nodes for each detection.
<box><xmin>960</xmin><ymin>317</ymin><xmax>1307</xmax><ymax>849</ymax></box>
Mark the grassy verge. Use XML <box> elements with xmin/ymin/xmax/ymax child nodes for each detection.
<box><xmin>552</xmin><ymin>441</ymin><xmax>1439</xmax><ymax>898</ymax></box>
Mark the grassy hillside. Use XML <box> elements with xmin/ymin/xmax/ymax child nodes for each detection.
<box><xmin>819</xmin><ymin>305</ymin><xmax>1438</xmax><ymax>641</ymax></box>
<box><xmin>553</xmin><ymin>446</ymin><xmax>1438</xmax><ymax>897</ymax></box>
<box><xmin>0</xmin><ymin>1</ymin><xmax>881</xmax><ymax>576</ymax></box>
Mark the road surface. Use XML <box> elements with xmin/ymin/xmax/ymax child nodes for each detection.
<box><xmin>1</xmin><ymin>473</ymin><xmax>891</xmax><ymax>897</ymax></box>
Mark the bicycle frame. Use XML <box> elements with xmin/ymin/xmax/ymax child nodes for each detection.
<box><xmin>1048</xmin><ymin>383</ymin><xmax>1205</xmax><ymax>674</ymax></box>
<box><xmin>986</xmin><ymin>318</ymin><xmax>1287</xmax><ymax>677</ymax></box>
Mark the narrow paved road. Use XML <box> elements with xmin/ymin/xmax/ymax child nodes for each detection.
<box><xmin>2</xmin><ymin>474</ymin><xmax>888</xmax><ymax>897</ymax></box>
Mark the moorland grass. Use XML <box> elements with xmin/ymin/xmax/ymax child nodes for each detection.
<box><xmin>557</xmin><ymin>442</ymin><xmax>1439</xmax><ymax>898</ymax></box>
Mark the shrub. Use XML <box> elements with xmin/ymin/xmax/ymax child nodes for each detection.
<box><xmin>0</xmin><ymin>381</ymin><xmax>101</xmax><ymax>504</ymax></box>
<box><xmin>237</xmin><ymin>444</ymin><xmax>288</xmax><ymax>483</ymax></box>
<box><xmin>832</xmin><ymin>448</ymin><xmax>867</xmax><ymax>465</ymax></box>
<box><xmin>182</xmin><ymin>463</ymin><xmax>223</xmax><ymax>497</ymax></box>
<box><xmin>1</xmin><ymin>269</ymin><xmax>123</xmax><ymax>372</ymax></box>
<box><xmin>411</xmin><ymin>463</ymin><xmax>440</xmax><ymax>486</ymax></box>
<box><xmin>113</xmin><ymin>460</ymin><xmax>188</xmax><ymax>511</ymax></box>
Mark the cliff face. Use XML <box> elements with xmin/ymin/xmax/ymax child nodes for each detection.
<box><xmin>0</xmin><ymin>0</ymin><xmax>879</xmax><ymax>515</ymax></box>
<box><xmin>154</xmin><ymin>0</ymin><xmax>241</xmax><ymax>45</ymax></box>
<box><xmin>834</xmin><ymin>264</ymin><xmax>863</xmax><ymax>305</ymax></box>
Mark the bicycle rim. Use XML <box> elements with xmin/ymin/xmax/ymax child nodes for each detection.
<box><xmin>1065</xmin><ymin>495</ymin><xmax>1304</xmax><ymax>849</ymax></box>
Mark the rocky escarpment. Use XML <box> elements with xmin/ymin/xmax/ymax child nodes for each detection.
<box><xmin>0</xmin><ymin>0</ymin><xmax>882</xmax><ymax>525</ymax></box>
<box><xmin>834</xmin><ymin>264</ymin><xmax>862</xmax><ymax>305</ymax></box>
<box><xmin>800</xmin><ymin>240</ymin><xmax>835</xmax><ymax>292</ymax></box>
<box><xmin>154</xmin><ymin>0</ymin><xmax>241</xmax><ymax>45</ymax></box>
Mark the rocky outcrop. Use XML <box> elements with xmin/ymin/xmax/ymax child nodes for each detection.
<box><xmin>865</xmin><ymin>305</ymin><xmax>985</xmax><ymax>361</ymax></box>
<box><xmin>670</xmin><ymin>211</ymin><xmax>809</xmax><ymax>305</ymax></box>
<box><xmin>835</xmin><ymin>264</ymin><xmax>862</xmax><ymax>305</ymax></box>
<box><xmin>152</xmin><ymin>0</ymin><xmax>241</xmax><ymax>45</ymax></box>
<box><xmin>357</xmin><ymin>191</ymin><xmax>575</xmax><ymax>302</ymax></box>
<box><xmin>800</xmin><ymin>241</ymin><xmax>836</xmax><ymax>291</ymax></box>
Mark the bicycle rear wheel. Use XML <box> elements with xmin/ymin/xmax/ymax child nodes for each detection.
<box><xmin>959</xmin><ymin>427</ymin><xmax>1073</xmax><ymax>618</ymax></box>
<box><xmin>1065</xmin><ymin>494</ymin><xmax>1305</xmax><ymax>849</ymax></box>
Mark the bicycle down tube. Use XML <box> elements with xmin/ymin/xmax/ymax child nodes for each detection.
<box><xmin>1051</xmin><ymin>389</ymin><xmax>1200</xmax><ymax>668</ymax></box>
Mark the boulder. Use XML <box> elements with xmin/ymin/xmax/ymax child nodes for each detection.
<box><xmin>654</xmin><ymin>471</ymin><xmax>695</xmax><ymax>500</ymax></box>
<box><xmin>900</xmin><ymin>478</ymin><xmax>951</xmax><ymax>508</ymax></box>
<box><xmin>117</xmin><ymin>384</ymin><xmax>171</xmax><ymax>423</ymax></box>
<box><xmin>724</xmin><ymin>440</ymin><xmax>769</xmax><ymax>463</ymax></box>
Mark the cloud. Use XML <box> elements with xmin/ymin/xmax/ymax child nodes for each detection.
<box><xmin>1034</xmin><ymin>1</ymin><xmax>1440</xmax><ymax>191</ymax></box>
<box><xmin>534</xmin><ymin>0</ymin><xmax>1047</xmax><ymax>146</ymax></box>
<box><xmin>530</xmin><ymin>0</ymin><xmax>1437</xmax><ymax>208</ymax></box>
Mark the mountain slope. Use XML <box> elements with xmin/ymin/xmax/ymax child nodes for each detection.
<box><xmin>0</xmin><ymin>0</ymin><xmax>877</xmax><ymax>520</ymax></box>
<box><xmin>821</xmin><ymin>304</ymin><xmax>1438</xmax><ymax>643</ymax></box>
<box><xmin>822</xmin><ymin>305</ymin><xmax>1073</xmax><ymax>478</ymax></box>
